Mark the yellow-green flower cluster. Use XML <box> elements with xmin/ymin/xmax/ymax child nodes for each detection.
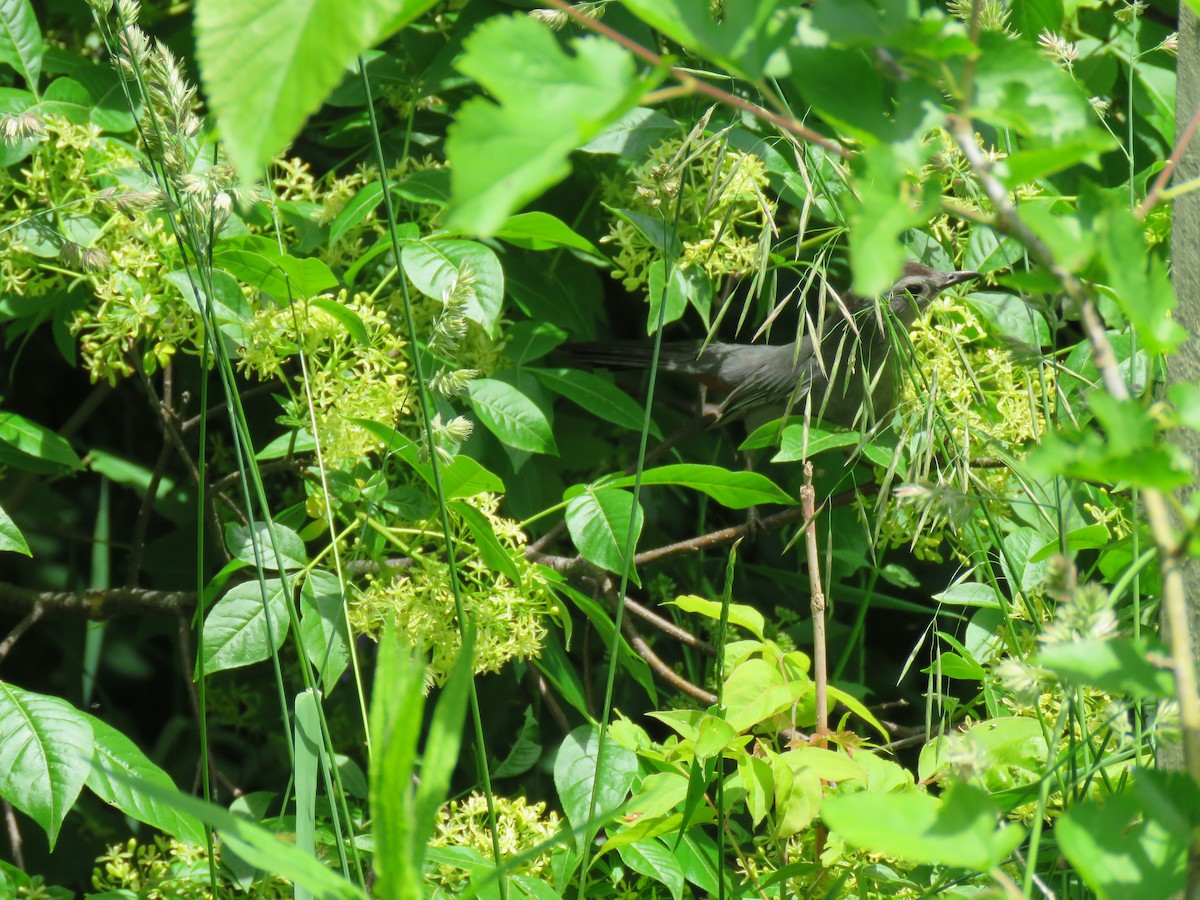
<box><xmin>238</xmin><ymin>289</ymin><xmax>411</xmax><ymax>462</ymax></box>
<box><xmin>879</xmin><ymin>295</ymin><xmax>1052</xmax><ymax>559</ymax></box>
<box><xmin>350</xmin><ymin>494</ymin><xmax>553</xmax><ymax>680</ymax></box>
<box><xmin>602</xmin><ymin>134</ymin><xmax>772</xmax><ymax>291</ymax></box>
<box><xmin>92</xmin><ymin>836</ymin><xmax>290</xmax><ymax>899</ymax></box>
<box><xmin>428</xmin><ymin>793</ymin><xmax>561</xmax><ymax>892</ymax></box>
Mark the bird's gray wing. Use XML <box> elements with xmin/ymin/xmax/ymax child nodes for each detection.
<box><xmin>714</xmin><ymin>343</ymin><xmax>816</xmax><ymax>422</ymax></box>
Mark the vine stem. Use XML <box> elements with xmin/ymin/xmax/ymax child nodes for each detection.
<box><xmin>948</xmin><ymin>116</ymin><xmax>1200</xmax><ymax>792</ymax></box>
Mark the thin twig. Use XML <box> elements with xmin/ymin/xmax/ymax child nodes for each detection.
<box><xmin>0</xmin><ymin>602</ymin><xmax>45</xmax><ymax>663</ymax></box>
<box><xmin>801</xmin><ymin>463</ymin><xmax>829</xmax><ymax>741</ymax></box>
<box><xmin>1137</xmin><ymin>101</ymin><xmax>1200</xmax><ymax>219</ymax></box>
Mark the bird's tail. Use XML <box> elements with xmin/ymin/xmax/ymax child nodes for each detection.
<box><xmin>564</xmin><ymin>341</ymin><xmax>706</xmax><ymax>374</ymax></box>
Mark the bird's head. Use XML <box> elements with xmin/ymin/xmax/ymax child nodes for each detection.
<box><xmin>885</xmin><ymin>261</ymin><xmax>981</xmax><ymax>323</ymax></box>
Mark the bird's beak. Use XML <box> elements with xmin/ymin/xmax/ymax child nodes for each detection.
<box><xmin>942</xmin><ymin>270</ymin><xmax>982</xmax><ymax>289</ymax></box>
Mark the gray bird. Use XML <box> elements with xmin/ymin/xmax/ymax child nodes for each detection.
<box><xmin>569</xmin><ymin>262</ymin><xmax>981</xmax><ymax>434</ymax></box>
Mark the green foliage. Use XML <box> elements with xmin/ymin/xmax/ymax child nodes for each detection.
<box><xmin>0</xmin><ymin>0</ymin><xmax>1195</xmax><ymax>897</ymax></box>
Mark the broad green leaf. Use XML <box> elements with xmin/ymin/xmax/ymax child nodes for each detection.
<box><xmin>0</xmin><ymin>684</ymin><xmax>92</xmax><ymax>849</ymax></box>
<box><xmin>0</xmin><ymin>411</ymin><xmax>83</xmax><ymax>472</ymax></box>
<box><xmin>0</xmin><ymin>503</ymin><xmax>30</xmax><ymax>556</ymax></box>
<box><xmin>531</xmin><ymin>367</ymin><xmax>660</xmax><ymax>437</ymax></box>
<box><xmin>1029</xmin><ymin>524</ymin><xmax>1111</xmax><ymax>561</ymax></box>
<box><xmin>441</xmin><ymin>455</ymin><xmax>505</xmax><ymax>499</ymax></box>
<box><xmin>553</xmin><ymin>725</ymin><xmax>637</xmax><ymax>838</ymax></box>
<box><xmin>932</xmin><ymin>581</ymin><xmax>1003</xmax><ymax>609</ymax></box>
<box><xmin>0</xmin><ymin>0</ymin><xmax>42</xmax><ymax>93</ymax></box>
<box><xmin>822</xmin><ymin>781</ymin><xmax>1025</xmax><ymax>870</ymax></box>
<box><xmin>609</xmin><ymin>464</ymin><xmax>795</xmax><ymax>508</ymax></box>
<box><xmin>787</xmin><ymin>46</ymin><xmax>888</xmax><ymax>144</ymax></box>
<box><xmin>968</xmin><ymin>31</ymin><xmax>1092</xmax><ymax>140</ymax></box>
<box><xmin>310</xmin><ymin>296</ymin><xmax>369</xmax><ymax>345</ymax></box>
<box><xmin>492</xmin><ymin>211</ymin><xmax>602</xmax><ymax>257</ymax></box>
<box><xmin>467</xmin><ymin>378</ymin><xmax>557</xmax><ymax>455</ymax></box>
<box><xmin>299</xmin><ymin>570</ymin><xmax>351</xmax><ymax>693</ymax></box>
<box><xmin>225</xmin><ymin>520</ymin><xmax>308</xmax><ymax>571</ymax></box>
<box><xmin>580</xmin><ymin>106</ymin><xmax>679</xmax><ymax>158</ymax></box>
<box><xmin>771</xmin><ymin>424</ymin><xmax>864</xmax><ymax>461</ymax></box>
<box><xmin>446</xmin><ymin>15</ymin><xmax>650</xmax><ymax>235</ymax></box>
<box><xmin>668</xmin><ymin>594</ymin><xmax>765</xmax><ymax>640</ymax></box>
<box><xmin>1056</xmin><ymin>769</ymin><xmax>1196</xmax><ymax>900</ymax></box>
<box><xmin>1098</xmin><ymin>206</ymin><xmax>1185</xmax><ymax>354</ymax></box>
<box><xmin>329</xmin><ymin>181</ymin><xmax>383</xmax><ymax>246</ymax></box>
<box><xmin>202</xmin><ymin>579</ymin><xmax>291</xmax><ymax>673</ymax></box>
<box><xmin>623</xmin><ymin>0</ymin><xmax>791</xmax><ymax>79</ymax></box>
<box><xmin>402</xmin><ymin>239</ymin><xmax>504</xmax><ymax>336</ymax></box>
<box><xmin>275</xmin><ymin>255</ymin><xmax>338</xmax><ymax>299</ymax></box>
<box><xmin>565</xmin><ymin>487</ymin><xmax>643</xmax><ymax>576</ymax></box>
<box><xmin>1036</xmin><ymin>637</ymin><xmax>1176</xmax><ymax>699</ymax></box>
<box><xmin>86</xmin><ymin>714</ymin><xmax>205</xmax><ymax>845</ymax></box>
<box><xmin>93</xmin><ymin>765</ymin><xmax>368</xmax><ymax>899</ymax></box>
<box><xmin>617</xmin><ymin>839</ymin><xmax>686</xmax><ymax>900</ymax></box>
<box><xmin>722</xmin><ymin>659</ymin><xmax>811</xmax><ymax>733</ymax></box>
<box><xmin>194</xmin><ymin>0</ymin><xmax>426</xmax><ymax>186</ymax></box>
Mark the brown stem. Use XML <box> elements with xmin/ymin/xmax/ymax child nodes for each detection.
<box><xmin>1137</xmin><ymin>101</ymin><xmax>1200</xmax><ymax>219</ymax></box>
<box><xmin>0</xmin><ymin>602</ymin><xmax>45</xmax><ymax>664</ymax></box>
<box><xmin>801</xmin><ymin>463</ymin><xmax>829</xmax><ymax>742</ymax></box>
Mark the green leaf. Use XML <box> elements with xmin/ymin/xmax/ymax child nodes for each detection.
<box><xmin>445</xmin><ymin>15</ymin><xmax>650</xmax><ymax>235</ymax></box>
<box><xmin>623</xmin><ymin>0</ymin><xmax>791</xmax><ymax>80</ymax></box>
<box><xmin>201</xmin><ymin>579</ymin><xmax>291</xmax><ymax>673</ymax></box>
<box><xmin>299</xmin><ymin>570</ymin><xmax>351</xmax><ymax>693</ymax></box>
<box><xmin>553</xmin><ymin>725</ymin><xmax>637</xmax><ymax>839</ymax></box>
<box><xmin>617</xmin><ymin>839</ymin><xmax>686</xmax><ymax>900</ymax></box>
<box><xmin>86</xmin><ymin>715</ymin><xmax>205</xmax><ymax>845</ymax></box>
<box><xmin>450</xmin><ymin>499</ymin><xmax>523</xmax><ymax>583</ymax></box>
<box><xmin>722</xmin><ymin>659</ymin><xmax>811</xmax><ymax>733</ymax></box>
<box><xmin>932</xmin><ymin>581</ymin><xmax>1003</xmax><ymax>609</ymax></box>
<box><xmin>668</xmin><ymin>594</ymin><xmax>764</xmax><ymax>640</ymax></box>
<box><xmin>0</xmin><ymin>503</ymin><xmax>30</xmax><ymax>556</ymax></box>
<box><xmin>822</xmin><ymin>781</ymin><xmax>1025</xmax><ymax>870</ymax></box>
<box><xmin>1098</xmin><ymin>206</ymin><xmax>1185</xmax><ymax>354</ymax></box>
<box><xmin>1009</xmin><ymin>0</ymin><xmax>1064</xmax><ymax>44</ymax></box>
<box><xmin>0</xmin><ymin>0</ymin><xmax>43</xmax><ymax>92</ymax></box>
<box><xmin>565</xmin><ymin>487</ymin><xmax>643</xmax><ymax>576</ymax></box>
<box><xmin>968</xmin><ymin>31</ymin><xmax>1092</xmax><ymax>140</ymax></box>
<box><xmin>274</xmin><ymin>254</ymin><xmax>339</xmax><ymax>299</ymax></box>
<box><xmin>467</xmin><ymin>378</ymin><xmax>557</xmax><ymax>455</ymax></box>
<box><xmin>0</xmin><ymin>684</ymin><xmax>93</xmax><ymax>849</ymax></box>
<box><xmin>310</xmin><ymin>296</ymin><xmax>369</xmax><ymax>345</ymax></box>
<box><xmin>770</xmin><ymin>424</ymin><xmax>864</xmax><ymax>462</ymax></box>
<box><xmin>1056</xmin><ymin>769</ymin><xmax>1196</xmax><ymax>900</ymax></box>
<box><xmin>0</xmin><ymin>411</ymin><xmax>83</xmax><ymax>473</ymax></box>
<box><xmin>194</xmin><ymin>0</ymin><xmax>424</xmax><ymax>187</ymax></box>
<box><xmin>492</xmin><ymin>211</ymin><xmax>602</xmax><ymax>257</ymax></box>
<box><xmin>225</xmin><ymin>520</ymin><xmax>309</xmax><ymax>570</ymax></box>
<box><xmin>1036</xmin><ymin>637</ymin><xmax>1176</xmax><ymax>699</ymax></box>
<box><xmin>531</xmin><ymin>367</ymin><xmax>659</xmax><ymax>437</ymax></box>
<box><xmin>402</xmin><ymin>239</ymin><xmax>504</xmax><ymax>336</ymax></box>
<box><xmin>608</xmin><ymin>464</ymin><xmax>795</xmax><ymax>509</ymax></box>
